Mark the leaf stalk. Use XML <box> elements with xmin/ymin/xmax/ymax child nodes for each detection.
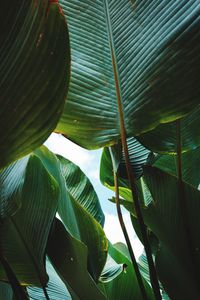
<box><xmin>113</xmin><ymin>171</ymin><xmax>148</xmax><ymax>300</ymax></box>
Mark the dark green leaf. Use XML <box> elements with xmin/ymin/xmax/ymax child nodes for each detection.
<box><xmin>0</xmin><ymin>150</ymin><xmax>59</xmax><ymax>286</ymax></box>
<box><xmin>57</xmin><ymin>155</ymin><xmax>108</xmax><ymax>281</ymax></box>
<box><xmin>100</xmin><ymin>143</ymin><xmax>149</xmax><ymax>205</ymax></box>
<box><xmin>0</xmin><ymin>1</ymin><xmax>70</xmax><ymax>168</ymax></box>
<box><xmin>57</xmin><ymin>155</ymin><xmax>105</xmax><ymax>226</ymax></box>
<box><xmin>47</xmin><ymin>219</ymin><xmax>106</xmax><ymax>300</ymax></box>
<box><xmin>57</xmin><ymin>0</ymin><xmax>200</xmax><ymax>149</ymax></box>
<box><xmin>99</xmin><ymin>242</ymin><xmax>155</xmax><ymax>300</ymax></box>
<box><xmin>142</xmin><ymin>166</ymin><xmax>200</xmax><ymax>299</ymax></box>
<box><xmin>0</xmin><ymin>156</ymin><xmax>29</xmax><ymax>218</ymax></box>
<box><xmin>0</xmin><ymin>257</ymin><xmax>29</xmax><ymax>300</ymax></box>
<box><xmin>153</xmin><ymin>147</ymin><xmax>200</xmax><ymax>187</ymax></box>
<box><xmin>138</xmin><ymin>105</ymin><xmax>200</xmax><ymax>153</ymax></box>
<box><xmin>35</xmin><ymin>147</ymin><xmax>108</xmax><ymax>282</ymax></box>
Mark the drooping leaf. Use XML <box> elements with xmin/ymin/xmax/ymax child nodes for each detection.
<box><xmin>28</xmin><ymin>259</ymin><xmax>71</xmax><ymax>300</ymax></box>
<box><xmin>0</xmin><ymin>150</ymin><xmax>59</xmax><ymax>286</ymax></box>
<box><xmin>137</xmin><ymin>105</ymin><xmax>200</xmax><ymax>154</ymax></box>
<box><xmin>118</xmin><ymin>138</ymin><xmax>151</xmax><ymax>180</ymax></box>
<box><xmin>0</xmin><ymin>1</ymin><xmax>70</xmax><ymax>168</ymax></box>
<box><xmin>57</xmin><ymin>155</ymin><xmax>108</xmax><ymax>281</ymax></box>
<box><xmin>47</xmin><ymin>218</ymin><xmax>107</xmax><ymax>300</ymax></box>
<box><xmin>57</xmin><ymin>0</ymin><xmax>200</xmax><ymax>149</ymax></box>
<box><xmin>100</xmin><ymin>142</ymin><xmax>149</xmax><ymax>204</ymax></box>
<box><xmin>99</xmin><ymin>254</ymin><xmax>124</xmax><ymax>284</ymax></box>
<box><xmin>57</xmin><ymin>155</ymin><xmax>105</xmax><ymax>226</ymax></box>
<box><xmin>99</xmin><ymin>242</ymin><xmax>155</xmax><ymax>300</ymax></box>
<box><xmin>36</xmin><ymin>147</ymin><xmax>108</xmax><ymax>282</ymax></box>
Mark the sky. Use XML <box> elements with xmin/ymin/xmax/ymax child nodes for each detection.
<box><xmin>45</xmin><ymin>133</ymin><xmax>143</xmax><ymax>259</ymax></box>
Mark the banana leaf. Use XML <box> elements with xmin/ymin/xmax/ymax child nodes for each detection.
<box><xmin>0</xmin><ymin>150</ymin><xmax>59</xmax><ymax>286</ymax></box>
<box><xmin>0</xmin><ymin>1</ymin><xmax>70</xmax><ymax>168</ymax></box>
<box><xmin>57</xmin><ymin>0</ymin><xmax>200</xmax><ymax>149</ymax></box>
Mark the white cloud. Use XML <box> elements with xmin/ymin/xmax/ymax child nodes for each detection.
<box><xmin>88</xmin><ymin>169</ymin><xmax>99</xmax><ymax>181</ymax></box>
<box><xmin>104</xmin><ymin>212</ymin><xmax>143</xmax><ymax>259</ymax></box>
<box><xmin>45</xmin><ymin>133</ymin><xmax>96</xmax><ymax>170</ymax></box>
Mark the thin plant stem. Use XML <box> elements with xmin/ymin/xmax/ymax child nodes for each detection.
<box><xmin>119</xmin><ymin>135</ymin><xmax>161</xmax><ymax>300</ymax></box>
<box><xmin>176</xmin><ymin>120</ymin><xmax>200</xmax><ymax>290</ymax></box>
<box><xmin>113</xmin><ymin>171</ymin><xmax>148</xmax><ymax>300</ymax></box>
<box><xmin>111</xmin><ymin>53</ymin><xmax>162</xmax><ymax>300</ymax></box>
<box><xmin>104</xmin><ymin>1</ymin><xmax>161</xmax><ymax>296</ymax></box>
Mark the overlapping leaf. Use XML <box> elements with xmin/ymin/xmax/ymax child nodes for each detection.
<box><xmin>47</xmin><ymin>218</ymin><xmax>106</xmax><ymax>300</ymax></box>
<box><xmin>100</xmin><ymin>139</ymin><xmax>150</xmax><ymax>203</ymax></box>
<box><xmin>137</xmin><ymin>105</ymin><xmax>200</xmax><ymax>154</ymax></box>
<box><xmin>28</xmin><ymin>259</ymin><xmax>72</xmax><ymax>300</ymax></box>
<box><xmin>99</xmin><ymin>242</ymin><xmax>155</xmax><ymax>300</ymax></box>
<box><xmin>0</xmin><ymin>1</ymin><xmax>70</xmax><ymax>168</ymax></box>
<box><xmin>0</xmin><ymin>156</ymin><xmax>29</xmax><ymax>218</ymax></box>
<box><xmin>36</xmin><ymin>146</ymin><xmax>108</xmax><ymax>282</ymax></box>
<box><xmin>99</xmin><ymin>254</ymin><xmax>124</xmax><ymax>284</ymax></box>
<box><xmin>57</xmin><ymin>0</ymin><xmax>200</xmax><ymax>149</ymax></box>
<box><xmin>57</xmin><ymin>155</ymin><xmax>105</xmax><ymax>226</ymax></box>
<box><xmin>142</xmin><ymin>166</ymin><xmax>200</xmax><ymax>299</ymax></box>
<box><xmin>114</xmin><ymin>166</ymin><xmax>200</xmax><ymax>299</ymax></box>
<box><xmin>0</xmin><ymin>150</ymin><xmax>59</xmax><ymax>286</ymax></box>
<box><xmin>57</xmin><ymin>155</ymin><xmax>108</xmax><ymax>281</ymax></box>
<box><xmin>153</xmin><ymin>147</ymin><xmax>200</xmax><ymax>187</ymax></box>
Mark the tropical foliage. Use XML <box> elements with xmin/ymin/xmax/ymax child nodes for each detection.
<box><xmin>1</xmin><ymin>0</ymin><xmax>200</xmax><ymax>299</ymax></box>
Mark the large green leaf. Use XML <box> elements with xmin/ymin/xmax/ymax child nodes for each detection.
<box><xmin>0</xmin><ymin>1</ymin><xmax>70</xmax><ymax>168</ymax></box>
<box><xmin>57</xmin><ymin>155</ymin><xmax>105</xmax><ymax>226</ymax></box>
<box><xmin>99</xmin><ymin>243</ymin><xmax>155</xmax><ymax>300</ymax></box>
<box><xmin>120</xmin><ymin>166</ymin><xmax>200</xmax><ymax>299</ymax></box>
<box><xmin>57</xmin><ymin>0</ymin><xmax>200</xmax><ymax>149</ymax></box>
<box><xmin>28</xmin><ymin>260</ymin><xmax>71</xmax><ymax>300</ymax></box>
<box><xmin>36</xmin><ymin>147</ymin><xmax>108</xmax><ymax>282</ymax></box>
<box><xmin>142</xmin><ymin>166</ymin><xmax>200</xmax><ymax>299</ymax></box>
<box><xmin>0</xmin><ymin>150</ymin><xmax>59</xmax><ymax>286</ymax></box>
<box><xmin>57</xmin><ymin>155</ymin><xmax>108</xmax><ymax>282</ymax></box>
<box><xmin>0</xmin><ymin>260</ymin><xmax>72</xmax><ymax>300</ymax></box>
<box><xmin>137</xmin><ymin>105</ymin><xmax>200</xmax><ymax>154</ymax></box>
<box><xmin>47</xmin><ymin>218</ymin><xmax>107</xmax><ymax>300</ymax></box>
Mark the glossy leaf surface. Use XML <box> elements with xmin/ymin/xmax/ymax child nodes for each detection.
<box><xmin>57</xmin><ymin>0</ymin><xmax>200</xmax><ymax>149</ymax></box>
<box><xmin>0</xmin><ymin>151</ymin><xmax>59</xmax><ymax>286</ymax></box>
<box><xmin>0</xmin><ymin>1</ymin><xmax>70</xmax><ymax>168</ymax></box>
<box><xmin>36</xmin><ymin>147</ymin><xmax>108</xmax><ymax>282</ymax></box>
<box><xmin>99</xmin><ymin>243</ymin><xmax>154</xmax><ymax>300</ymax></box>
<box><xmin>57</xmin><ymin>155</ymin><xmax>108</xmax><ymax>281</ymax></box>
